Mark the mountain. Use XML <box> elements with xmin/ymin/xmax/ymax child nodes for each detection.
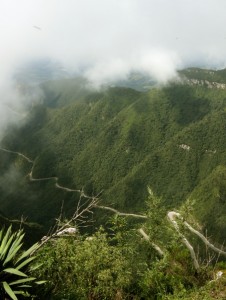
<box><xmin>1</xmin><ymin>69</ymin><xmax>226</xmax><ymax>241</ymax></box>
<box><xmin>179</xmin><ymin>67</ymin><xmax>226</xmax><ymax>88</ymax></box>
<box><xmin>110</xmin><ymin>72</ymin><xmax>157</xmax><ymax>91</ymax></box>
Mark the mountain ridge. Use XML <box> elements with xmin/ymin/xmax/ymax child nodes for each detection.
<box><xmin>1</xmin><ymin>68</ymin><xmax>226</xmax><ymax>241</ymax></box>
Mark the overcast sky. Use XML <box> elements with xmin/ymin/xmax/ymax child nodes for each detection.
<box><xmin>1</xmin><ymin>0</ymin><xmax>226</xmax><ymax>86</ymax></box>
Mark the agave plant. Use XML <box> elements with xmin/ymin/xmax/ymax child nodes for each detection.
<box><xmin>0</xmin><ymin>226</ymin><xmax>43</xmax><ymax>299</ymax></box>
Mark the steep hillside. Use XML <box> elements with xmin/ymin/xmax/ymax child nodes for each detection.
<box><xmin>1</xmin><ymin>74</ymin><xmax>226</xmax><ymax>240</ymax></box>
<box><xmin>179</xmin><ymin>67</ymin><xmax>226</xmax><ymax>89</ymax></box>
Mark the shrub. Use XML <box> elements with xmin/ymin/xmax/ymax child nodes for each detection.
<box><xmin>32</xmin><ymin>229</ymin><xmax>133</xmax><ymax>299</ymax></box>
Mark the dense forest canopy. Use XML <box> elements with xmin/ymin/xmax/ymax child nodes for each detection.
<box><xmin>1</xmin><ymin>68</ymin><xmax>226</xmax><ymax>298</ymax></box>
<box><xmin>0</xmin><ymin>69</ymin><xmax>226</xmax><ymax>241</ymax></box>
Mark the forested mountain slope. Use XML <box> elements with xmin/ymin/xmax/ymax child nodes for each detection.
<box><xmin>1</xmin><ymin>73</ymin><xmax>226</xmax><ymax>239</ymax></box>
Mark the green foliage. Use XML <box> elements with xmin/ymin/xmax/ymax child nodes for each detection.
<box><xmin>137</xmin><ymin>191</ymin><xmax>197</xmax><ymax>298</ymax></box>
<box><xmin>145</xmin><ymin>188</ymin><xmax>169</xmax><ymax>243</ymax></box>
<box><xmin>2</xmin><ymin>75</ymin><xmax>226</xmax><ymax>239</ymax></box>
<box><xmin>32</xmin><ymin>213</ymin><xmax>222</xmax><ymax>299</ymax></box>
<box><xmin>2</xmin><ymin>72</ymin><xmax>226</xmax><ymax>298</ymax></box>
<box><xmin>0</xmin><ymin>226</ymin><xmax>42</xmax><ymax>299</ymax></box>
<box><xmin>32</xmin><ymin>228</ymin><xmax>135</xmax><ymax>299</ymax></box>
<box><xmin>30</xmin><ymin>190</ymin><xmax>222</xmax><ymax>299</ymax></box>
<box><xmin>188</xmin><ymin>165</ymin><xmax>226</xmax><ymax>241</ymax></box>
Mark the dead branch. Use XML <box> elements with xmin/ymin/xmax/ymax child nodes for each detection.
<box><xmin>96</xmin><ymin>205</ymin><xmax>147</xmax><ymax>219</ymax></box>
<box><xmin>167</xmin><ymin>211</ymin><xmax>200</xmax><ymax>270</ymax></box>
<box><xmin>138</xmin><ymin>228</ymin><xmax>164</xmax><ymax>257</ymax></box>
<box><xmin>169</xmin><ymin>212</ymin><xmax>226</xmax><ymax>257</ymax></box>
<box><xmin>31</xmin><ymin>195</ymin><xmax>99</xmax><ymax>255</ymax></box>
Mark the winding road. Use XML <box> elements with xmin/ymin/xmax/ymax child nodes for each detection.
<box><xmin>1</xmin><ymin>146</ymin><xmax>226</xmax><ymax>268</ymax></box>
<box><xmin>0</xmin><ymin>147</ymin><xmax>82</xmax><ymax>195</ymax></box>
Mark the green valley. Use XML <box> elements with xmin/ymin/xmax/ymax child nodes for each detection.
<box><xmin>0</xmin><ymin>71</ymin><xmax>226</xmax><ymax>240</ymax></box>
<box><xmin>2</xmin><ymin>69</ymin><xmax>226</xmax><ymax>298</ymax></box>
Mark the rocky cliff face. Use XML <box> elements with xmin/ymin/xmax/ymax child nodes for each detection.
<box><xmin>183</xmin><ymin>78</ymin><xmax>226</xmax><ymax>89</ymax></box>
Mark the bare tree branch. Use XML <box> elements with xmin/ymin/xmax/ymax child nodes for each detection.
<box><xmin>138</xmin><ymin>228</ymin><xmax>164</xmax><ymax>257</ymax></box>
<box><xmin>168</xmin><ymin>211</ymin><xmax>226</xmax><ymax>257</ymax></box>
<box><xmin>168</xmin><ymin>211</ymin><xmax>200</xmax><ymax>270</ymax></box>
<box><xmin>96</xmin><ymin>205</ymin><xmax>147</xmax><ymax>219</ymax></box>
<box><xmin>31</xmin><ymin>195</ymin><xmax>99</xmax><ymax>255</ymax></box>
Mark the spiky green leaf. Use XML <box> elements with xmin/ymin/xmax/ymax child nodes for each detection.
<box><xmin>0</xmin><ymin>226</ymin><xmax>12</xmax><ymax>258</ymax></box>
<box><xmin>16</xmin><ymin>243</ymin><xmax>38</xmax><ymax>264</ymax></box>
<box><xmin>4</xmin><ymin>243</ymin><xmax>24</xmax><ymax>266</ymax></box>
<box><xmin>2</xmin><ymin>281</ymin><xmax>18</xmax><ymax>300</ymax></box>
<box><xmin>0</xmin><ymin>234</ymin><xmax>15</xmax><ymax>261</ymax></box>
<box><xmin>16</xmin><ymin>256</ymin><xmax>36</xmax><ymax>270</ymax></box>
<box><xmin>14</xmin><ymin>290</ymin><xmax>30</xmax><ymax>295</ymax></box>
<box><xmin>0</xmin><ymin>228</ymin><xmax>3</xmax><ymax>241</ymax></box>
<box><xmin>10</xmin><ymin>277</ymin><xmax>36</xmax><ymax>286</ymax></box>
<box><xmin>7</xmin><ymin>232</ymin><xmax>24</xmax><ymax>257</ymax></box>
<box><xmin>4</xmin><ymin>268</ymin><xmax>27</xmax><ymax>277</ymax></box>
<box><xmin>29</xmin><ymin>262</ymin><xmax>43</xmax><ymax>271</ymax></box>
<box><xmin>35</xmin><ymin>280</ymin><xmax>47</xmax><ymax>285</ymax></box>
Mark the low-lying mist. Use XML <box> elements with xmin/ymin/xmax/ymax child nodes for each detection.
<box><xmin>1</xmin><ymin>0</ymin><xmax>226</xmax><ymax>139</ymax></box>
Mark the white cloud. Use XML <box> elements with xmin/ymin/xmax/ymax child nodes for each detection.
<box><xmin>135</xmin><ymin>50</ymin><xmax>181</xmax><ymax>83</ymax></box>
<box><xmin>1</xmin><ymin>0</ymin><xmax>226</xmax><ymax>81</ymax></box>
<box><xmin>0</xmin><ymin>0</ymin><xmax>226</xmax><ymax>135</ymax></box>
<box><xmin>84</xmin><ymin>58</ymin><xmax>131</xmax><ymax>87</ymax></box>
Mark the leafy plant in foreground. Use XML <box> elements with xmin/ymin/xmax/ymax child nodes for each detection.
<box><xmin>0</xmin><ymin>226</ymin><xmax>43</xmax><ymax>299</ymax></box>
